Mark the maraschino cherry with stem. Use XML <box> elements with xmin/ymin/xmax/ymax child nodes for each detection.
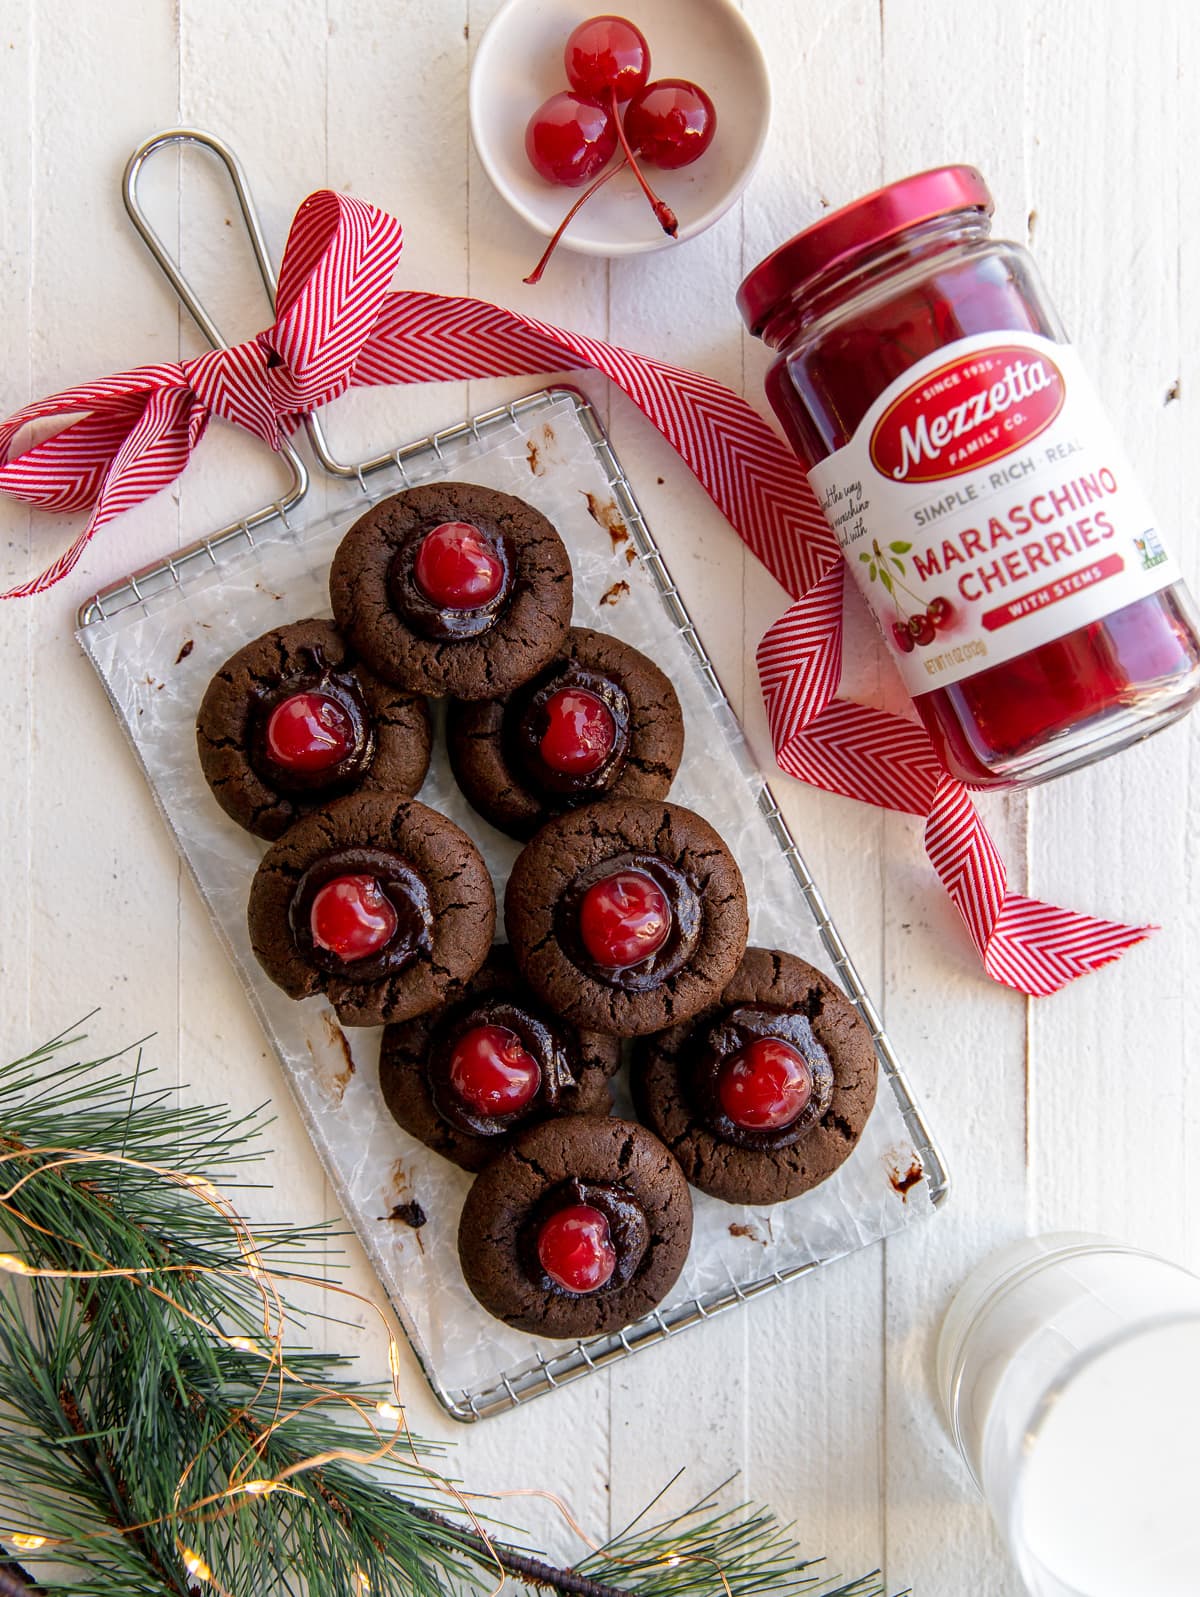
<box><xmin>523</xmin><ymin>15</ymin><xmax>717</xmax><ymax>282</ymax></box>
<box><xmin>525</xmin><ymin>89</ymin><xmax>617</xmax><ymax>187</ymax></box>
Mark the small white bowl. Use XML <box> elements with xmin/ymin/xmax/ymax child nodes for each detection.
<box><xmin>469</xmin><ymin>0</ymin><xmax>772</xmax><ymax>256</ymax></box>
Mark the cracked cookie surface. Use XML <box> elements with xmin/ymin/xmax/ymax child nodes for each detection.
<box><xmin>246</xmin><ymin>792</ymin><xmax>494</xmax><ymax>1027</ymax></box>
<box><xmin>446</xmin><ymin>626</ymin><xmax>684</xmax><ymax>840</ymax></box>
<box><xmin>504</xmin><ymin>798</ymin><xmax>749</xmax><ymax>1037</ymax></box>
<box><xmin>632</xmin><ymin>947</ymin><xmax>878</xmax><ymax>1204</ymax></box>
<box><xmin>328</xmin><ymin>482</ymin><xmax>573</xmax><ymax>700</ymax></box>
<box><xmin>457</xmin><ymin>1114</ymin><xmax>693</xmax><ymax>1338</ymax></box>
<box><xmin>196</xmin><ymin>618</ymin><xmax>431</xmax><ymax>840</ymax></box>
<box><xmin>379</xmin><ymin>946</ymin><xmax>619</xmax><ymax>1171</ymax></box>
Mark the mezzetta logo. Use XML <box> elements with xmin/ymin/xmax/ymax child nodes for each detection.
<box><xmin>869</xmin><ymin>345</ymin><xmax>1066</xmax><ymax>485</ymax></box>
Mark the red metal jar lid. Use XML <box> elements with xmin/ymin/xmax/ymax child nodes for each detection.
<box><xmin>737</xmin><ymin>165</ymin><xmax>994</xmax><ymax>337</ymax></box>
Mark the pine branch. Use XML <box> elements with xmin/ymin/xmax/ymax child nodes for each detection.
<box><xmin>0</xmin><ymin>1025</ymin><xmax>889</xmax><ymax>1597</ymax></box>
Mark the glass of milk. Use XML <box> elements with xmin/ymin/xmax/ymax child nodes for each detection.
<box><xmin>937</xmin><ymin>1233</ymin><xmax>1200</xmax><ymax>1596</ymax></box>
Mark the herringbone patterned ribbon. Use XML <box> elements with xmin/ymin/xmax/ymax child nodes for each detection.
<box><xmin>0</xmin><ymin>189</ymin><xmax>1151</xmax><ymax>994</ymax></box>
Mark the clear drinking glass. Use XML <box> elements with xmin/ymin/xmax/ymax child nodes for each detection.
<box><xmin>937</xmin><ymin>1233</ymin><xmax>1200</xmax><ymax>1596</ymax></box>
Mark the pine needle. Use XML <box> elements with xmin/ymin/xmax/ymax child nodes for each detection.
<box><xmin>0</xmin><ymin>1023</ymin><xmax>891</xmax><ymax>1597</ymax></box>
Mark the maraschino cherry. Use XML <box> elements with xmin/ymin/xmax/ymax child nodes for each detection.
<box><xmin>523</xmin><ymin>16</ymin><xmax>717</xmax><ymax>284</ymax></box>
<box><xmin>265</xmin><ymin>692</ymin><xmax>355</xmax><ymax>773</ymax></box>
<box><xmin>537</xmin><ymin>1203</ymin><xmax>617</xmax><ymax>1293</ymax></box>
<box><xmin>310</xmin><ymin>875</ymin><xmax>398</xmax><ymax>962</ymax></box>
<box><xmin>579</xmin><ymin>869</ymin><xmax>671</xmax><ymax>969</ymax></box>
<box><xmin>525</xmin><ymin>90</ymin><xmax>617</xmax><ymax>187</ymax></box>
<box><xmin>414</xmin><ymin>522</ymin><xmax>504</xmax><ymax>610</ymax></box>
<box><xmin>539</xmin><ymin>687</ymin><xmax>616</xmax><ymax>776</ymax></box>
<box><xmin>718</xmin><ymin>1038</ymin><xmax>814</xmax><ymax>1131</ymax></box>
<box><xmin>449</xmin><ymin>1024</ymin><xmax>541</xmax><ymax>1116</ymax></box>
<box><xmin>563</xmin><ymin>14</ymin><xmax>650</xmax><ymax>102</ymax></box>
<box><xmin>623</xmin><ymin>78</ymin><xmax>717</xmax><ymax>170</ymax></box>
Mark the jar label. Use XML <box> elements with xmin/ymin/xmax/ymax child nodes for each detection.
<box><xmin>805</xmin><ymin>331</ymin><xmax>1181</xmax><ymax>693</ymax></box>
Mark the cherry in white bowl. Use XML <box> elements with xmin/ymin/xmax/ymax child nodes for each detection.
<box><xmin>470</xmin><ymin>0</ymin><xmax>771</xmax><ymax>258</ymax></box>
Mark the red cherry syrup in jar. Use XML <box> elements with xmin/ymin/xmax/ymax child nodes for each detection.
<box><xmin>737</xmin><ymin>166</ymin><xmax>1200</xmax><ymax>788</ymax></box>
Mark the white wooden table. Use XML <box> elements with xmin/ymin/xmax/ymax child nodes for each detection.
<box><xmin>1</xmin><ymin>3</ymin><xmax>1196</xmax><ymax>1592</ymax></box>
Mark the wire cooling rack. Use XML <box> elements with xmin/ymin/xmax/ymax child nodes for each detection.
<box><xmin>76</xmin><ymin>131</ymin><xmax>947</xmax><ymax>1422</ymax></box>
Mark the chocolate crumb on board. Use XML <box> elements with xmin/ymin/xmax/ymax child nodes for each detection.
<box><xmin>324</xmin><ymin>1013</ymin><xmax>356</xmax><ymax>1073</ymax></box>
<box><xmin>656</xmin><ymin>476</ymin><xmax>664</xmax><ymax>484</ymax></box>
<box><xmin>526</xmin><ymin>437</ymin><xmax>544</xmax><ymax>475</ymax></box>
<box><xmin>315</xmin><ymin>1013</ymin><xmax>356</xmax><ymax>1104</ymax></box>
<box><xmin>625</xmin><ymin>547</ymin><xmax>637</xmax><ymax>565</ymax></box>
<box><xmin>1166</xmin><ymin>379</ymin><xmax>1181</xmax><ymax>405</ymax></box>
<box><xmin>729</xmin><ymin>1221</ymin><xmax>769</xmax><ymax>1245</ymax></box>
<box><xmin>582</xmin><ymin>490</ymin><xmax>629</xmax><ymax>551</ymax></box>
<box><xmin>889</xmin><ymin>1157</ymin><xmax>924</xmax><ymax>1200</ymax></box>
<box><xmin>175</xmin><ymin>639</ymin><xmax>194</xmax><ymax>664</ymax></box>
<box><xmin>384</xmin><ymin>1199</ymin><xmax>427</xmax><ymax>1229</ymax></box>
<box><xmin>599</xmin><ymin>580</ymin><xmax>630</xmax><ymax>606</ymax></box>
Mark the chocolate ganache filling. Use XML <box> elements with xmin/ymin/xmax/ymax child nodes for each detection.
<box><xmin>288</xmin><ymin>846</ymin><xmax>433</xmax><ymax>979</ymax></box>
<box><xmin>426</xmin><ymin>996</ymin><xmax>579</xmax><ymax>1138</ymax></box>
<box><xmin>692</xmin><ymin>1005</ymin><xmax>835</xmax><ymax>1151</ymax></box>
<box><xmin>556</xmin><ymin>852</ymin><xmax>701</xmax><ymax>991</ymax></box>
<box><xmin>248</xmin><ymin>651</ymin><xmax>375</xmax><ymax>795</ymax></box>
<box><xmin>520</xmin><ymin>1179</ymin><xmax>649</xmax><ymax>1296</ymax></box>
<box><xmin>505</xmin><ymin>661</ymin><xmax>631</xmax><ymax>799</ymax></box>
<box><xmin>387</xmin><ymin>520</ymin><xmax>515</xmax><ymax>641</ymax></box>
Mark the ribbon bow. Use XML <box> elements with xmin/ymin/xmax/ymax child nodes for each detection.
<box><xmin>0</xmin><ymin>189</ymin><xmax>1151</xmax><ymax>995</ymax></box>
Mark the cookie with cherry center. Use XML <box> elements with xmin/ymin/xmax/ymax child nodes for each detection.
<box><xmin>457</xmin><ymin>1113</ymin><xmax>693</xmax><ymax>1338</ymax></box>
<box><xmin>328</xmin><ymin>482</ymin><xmax>573</xmax><ymax>701</ymax></box>
<box><xmin>196</xmin><ymin>618</ymin><xmax>432</xmax><ymax>840</ymax></box>
<box><xmin>632</xmin><ymin>947</ymin><xmax>879</xmax><ymax>1205</ymax></box>
<box><xmin>446</xmin><ymin>626</ymin><xmax>684</xmax><ymax>841</ymax></box>
<box><xmin>504</xmin><ymin>798</ymin><xmax>749</xmax><ymax>1037</ymax></box>
<box><xmin>246</xmin><ymin>792</ymin><xmax>494</xmax><ymax>1027</ymax></box>
<box><xmin>378</xmin><ymin>945</ymin><xmax>620</xmax><ymax>1171</ymax></box>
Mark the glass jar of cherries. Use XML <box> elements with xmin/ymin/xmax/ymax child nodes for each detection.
<box><xmin>738</xmin><ymin>165</ymin><xmax>1200</xmax><ymax>789</ymax></box>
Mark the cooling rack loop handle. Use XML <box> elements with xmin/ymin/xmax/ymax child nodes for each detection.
<box><xmin>122</xmin><ymin>127</ymin><xmax>307</xmax><ymax>514</ymax></box>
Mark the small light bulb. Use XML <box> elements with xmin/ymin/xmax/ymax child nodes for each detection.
<box><xmin>228</xmin><ymin>1336</ymin><xmax>255</xmax><ymax>1353</ymax></box>
<box><xmin>352</xmin><ymin>1569</ymin><xmax>371</xmax><ymax>1593</ymax></box>
<box><xmin>375</xmin><ymin>1401</ymin><xmax>401</xmax><ymax>1423</ymax></box>
<box><xmin>181</xmin><ymin>1546</ymin><xmax>213</xmax><ymax>1582</ymax></box>
<box><xmin>0</xmin><ymin>1254</ymin><xmax>30</xmax><ymax>1275</ymax></box>
<box><xmin>239</xmin><ymin>1478</ymin><xmax>278</xmax><ymax>1497</ymax></box>
<box><xmin>10</xmin><ymin>1532</ymin><xmax>48</xmax><ymax>1551</ymax></box>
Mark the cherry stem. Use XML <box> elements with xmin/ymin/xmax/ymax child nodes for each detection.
<box><xmin>523</xmin><ymin>158</ymin><xmax>629</xmax><ymax>285</ymax></box>
<box><xmin>607</xmin><ymin>87</ymin><xmax>677</xmax><ymax>237</ymax></box>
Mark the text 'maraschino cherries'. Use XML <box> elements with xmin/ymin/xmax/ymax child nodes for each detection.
<box><xmin>309</xmin><ymin>875</ymin><xmax>398</xmax><ymax>962</ymax></box>
<box><xmin>414</xmin><ymin>522</ymin><xmax>505</xmax><ymax>610</ymax></box>
<box><xmin>579</xmin><ymin>868</ymin><xmax>671</xmax><ymax>969</ymax></box>
<box><xmin>265</xmin><ymin>692</ymin><xmax>355</xmax><ymax>773</ymax></box>
<box><xmin>718</xmin><ymin>1037</ymin><xmax>814</xmax><ymax>1131</ymax></box>
<box><xmin>539</xmin><ymin>686</ymin><xmax>616</xmax><ymax>776</ymax></box>
<box><xmin>449</xmin><ymin>1024</ymin><xmax>542</xmax><ymax>1117</ymax></box>
<box><xmin>522</xmin><ymin>15</ymin><xmax>717</xmax><ymax>284</ymax></box>
<box><xmin>537</xmin><ymin>1202</ymin><xmax>617</xmax><ymax>1293</ymax></box>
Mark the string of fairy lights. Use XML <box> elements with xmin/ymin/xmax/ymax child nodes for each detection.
<box><xmin>0</xmin><ymin>1144</ymin><xmax>728</xmax><ymax>1597</ymax></box>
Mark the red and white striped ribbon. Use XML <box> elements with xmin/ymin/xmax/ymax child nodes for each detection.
<box><xmin>0</xmin><ymin>189</ymin><xmax>1151</xmax><ymax>995</ymax></box>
